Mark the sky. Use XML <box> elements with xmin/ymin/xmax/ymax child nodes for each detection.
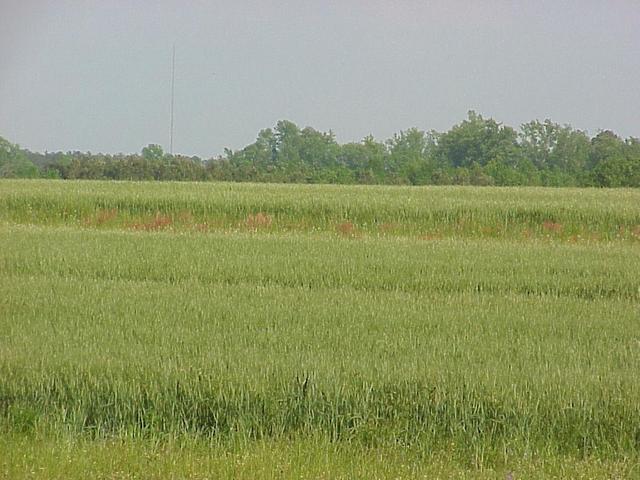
<box><xmin>1</xmin><ymin>1</ymin><xmax>639</xmax><ymax>158</ymax></box>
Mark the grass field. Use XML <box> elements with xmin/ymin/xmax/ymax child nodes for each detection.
<box><xmin>1</xmin><ymin>180</ymin><xmax>640</xmax><ymax>478</ymax></box>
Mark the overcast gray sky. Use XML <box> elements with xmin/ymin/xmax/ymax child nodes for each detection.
<box><xmin>1</xmin><ymin>1</ymin><xmax>639</xmax><ymax>157</ymax></box>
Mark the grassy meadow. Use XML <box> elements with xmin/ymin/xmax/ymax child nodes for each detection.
<box><xmin>1</xmin><ymin>179</ymin><xmax>640</xmax><ymax>478</ymax></box>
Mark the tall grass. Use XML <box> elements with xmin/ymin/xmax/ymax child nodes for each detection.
<box><xmin>1</xmin><ymin>223</ymin><xmax>639</xmax><ymax>465</ymax></box>
<box><xmin>1</xmin><ymin>179</ymin><xmax>640</xmax><ymax>240</ymax></box>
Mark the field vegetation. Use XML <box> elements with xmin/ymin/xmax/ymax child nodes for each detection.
<box><xmin>1</xmin><ymin>179</ymin><xmax>640</xmax><ymax>478</ymax></box>
<box><xmin>2</xmin><ymin>180</ymin><xmax>640</xmax><ymax>241</ymax></box>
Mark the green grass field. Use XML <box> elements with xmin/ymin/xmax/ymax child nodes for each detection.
<box><xmin>1</xmin><ymin>180</ymin><xmax>640</xmax><ymax>478</ymax></box>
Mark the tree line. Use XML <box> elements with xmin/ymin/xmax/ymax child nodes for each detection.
<box><xmin>2</xmin><ymin>112</ymin><xmax>639</xmax><ymax>187</ymax></box>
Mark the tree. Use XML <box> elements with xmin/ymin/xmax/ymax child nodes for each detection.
<box><xmin>519</xmin><ymin>120</ymin><xmax>558</xmax><ymax>170</ymax></box>
<box><xmin>0</xmin><ymin>136</ymin><xmax>39</xmax><ymax>178</ymax></box>
<box><xmin>141</xmin><ymin>144</ymin><xmax>165</xmax><ymax>162</ymax></box>
<box><xmin>519</xmin><ymin>120</ymin><xmax>590</xmax><ymax>185</ymax></box>
<box><xmin>338</xmin><ymin>142</ymin><xmax>379</xmax><ymax>184</ymax></box>
<box><xmin>590</xmin><ymin>131</ymin><xmax>639</xmax><ymax>187</ymax></box>
<box><xmin>2</xmin><ymin>114</ymin><xmax>637</xmax><ymax>187</ymax></box>
<box><xmin>387</xmin><ymin>128</ymin><xmax>436</xmax><ymax>184</ymax></box>
<box><xmin>436</xmin><ymin>111</ymin><xmax>521</xmax><ymax>169</ymax></box>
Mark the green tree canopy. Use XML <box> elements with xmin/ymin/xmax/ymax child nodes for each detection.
<box><xmin>0</xmin><ymin>136</ymin><xmax>39</xmax><ymax>178</ymax></box>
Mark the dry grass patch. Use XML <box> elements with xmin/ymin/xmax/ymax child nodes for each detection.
<box><xmin>542</xmin><ymin>221</ymin><xmax>563</xmax><ymax>234</ymax></box>
<box><xmin>83</xmin><ymin>208</ymin><xmax>118</xmax><ymax>227</ymax></box>
<box><xmin>418</xmin><ymin>233</ymin><xmax>442</xmax><ymax>241</ymax></box>
<box><xmin>128</xmin><ymin>213</ymin><xmax>173</xmax><ymax>231</ymax></box>
<box><xmin>378</xmin><ymin>222</ymin><xmax>400</xmax><ymax>235</ymax></box>
<box><xmin>336</xmin><ymin>221</ymin><xmax>360</xmax><ymax>238</ymax></box>
<box><xmin>245</xmin><ymin>212</ymin><xmax>273</xmax><ymax>231</ymax></box>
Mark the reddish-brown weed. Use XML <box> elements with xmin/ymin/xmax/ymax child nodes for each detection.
<box><xmin>542</xmin><ymin>221</ymin><xmax>563</xmax><ymax>234</ymax></box>
<box><xmin>129</xmin><ymin>213</ymin><xmax>173</xmax><ymax>231</ymax></box>
<box><xmin>84</xmin><ymin>208</ymin><xmax>118</xmax><ymax>226</ymax></box>
<box><xmin>246</xmin><ymin>212</ymin><xmax>273</xmax><ymax>230</ymax></box>
<box><xmin>378</xmin><ymin>222</ymin><xmax>399</xmax><ymax>235</ymax></box>
<box><xmin>419</xmin><ymin>233</ymin><xmax>442</xmax><ymax>241</ymax></box>
<box><xmin>336</xmin><ymin>221</ymin><xmax>357</xmax><ymax>237</ymax></box>
<box><xmin>177</xmin><ymin>210</ymin><xmax>194</xmax><ymax>225</ymax></box>
<box><xmin>194</xmin><ymin>222</ymin><xmax>210</xmax><ymax>233</ymax></box>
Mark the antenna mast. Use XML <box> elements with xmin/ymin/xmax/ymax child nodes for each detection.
<box><xmin>170</xmin><ymin>44</ymin><xmax>175</xmax><ymax>155</ymax></box>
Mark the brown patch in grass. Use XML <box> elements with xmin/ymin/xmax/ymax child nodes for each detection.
<box><xmin>282</xmin><ymin>220</ymin><xmax>312</xmax><ymax>232</ymax></box>
<box><xmin>177</xmin><ymin>210</ymin><xmax>194</xmax><ymax>225</ymax></box>
<box><xmin>542</xmin><ymin>221</ymin><xmax>563</xmax><ymax>234</ymax></box>
<box><xmin>193</xmin><ymin>222</ymin><xmax>210</xmax><ymax>233</ymax></box>
<box><xmin>632</xmin><ymin>225</ymin><xmax>640</xmax><ymax>240</ymax></box>
<box><xmin>378</xmin><ymin>222</ymin><xmax>399</xmax><ymax>235</ymax></box>
<box><xmin>245</xmin><ymin>212</ymin><xmax>273</xmax><ymax>230</ymax></box>
<box><xmin>129</xmin><ymin>213</ymin><xmax>173</xmax><ymax>231</ymax></box>
<box><xmin>567</xmin><ymin>234</ymin><xmax>582</xmax><ymax>244</ymax></box>
<box><xmin>84</xmin><ymin>208</ymin><xmax>118</xmax><ymax>227</ymax></box>
<box><xmin>589</xmin><ymin>232</ymin><xmax>602</xmax><ymax>242</ymax></box>
<box><xmin>336</xmin><ymin>221</ymin><xmax>357</xmax><ymax>238</ymax></box>
<box><xmin>419</xmin><ymin>233</ymin><xmax>442</xmax><ymax>241</ymax></box>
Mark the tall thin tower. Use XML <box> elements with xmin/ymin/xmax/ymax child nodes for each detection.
<box><xmin>170</xmin><ymin>44</ymin><xmax>175</xmax><ymax>155</ymax></box>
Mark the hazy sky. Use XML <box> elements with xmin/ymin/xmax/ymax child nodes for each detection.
<box><xmin>1</xmin><ymin>1</ymin><xmax>639</xmax><ymax>157</ymax></box>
